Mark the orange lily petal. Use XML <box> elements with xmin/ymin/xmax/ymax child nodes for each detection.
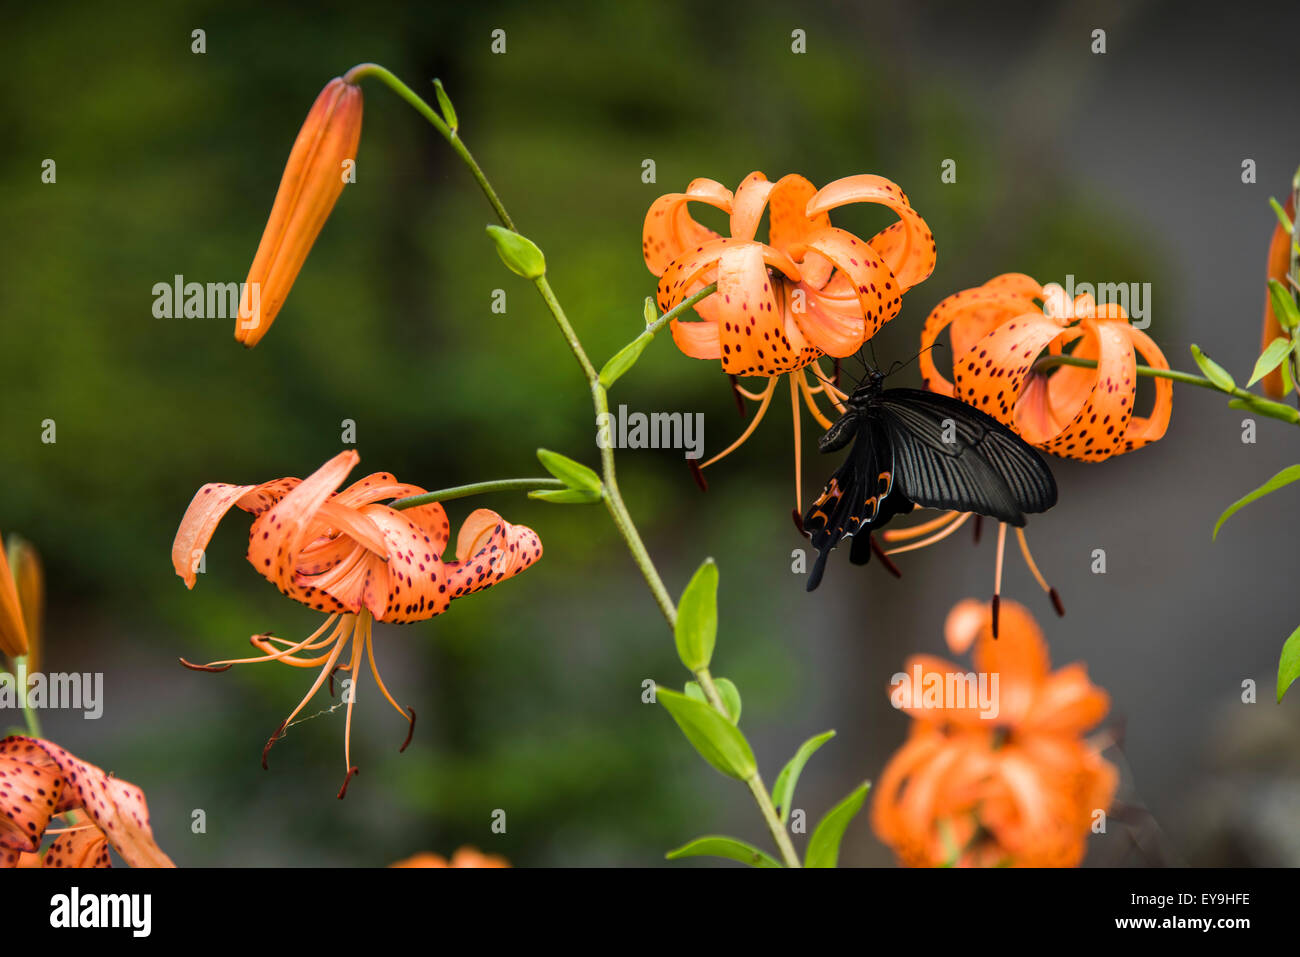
<box><xmin>0</xmin><ymin>737</ymin><xmax>174</xmax><ymax>868</ymax></box>
<box><xmin>952</xmin><ymin>310</ymin><xmax>1068</xmax><ymax>427</ymax></box>
<box><xmin>806</xmin><ymin>174</ymin><xmax>936</xmax><ymax>291</ymax></box>
<box><xmin>768</xmin><ymin>174</ymin><xmax>833</xmax><ymax>283</ymax></box>
<box><xmin>171</xmin><ymin>477</ymin><xmax>300</xmax><ymax>588</ymax></box>
<box><xmin>789</xmin><ymin>226</ymin><xmax>896</xmax><ymax>351</ymax></box>
<box><xmin>445</xmin><ymin>508</ymin><xmax>544</xmax><ymax>601</ymax></box>
<box><xmin>729</xmin><ymin>171</ymin><xmax>774</xmax><ymax>243</ymax></box>
<box><xmin>1037</xmin><ymin>317</ymin><xmax>1136</xmax><ymax>461</ymax></box>
<box><xmin>1121</xmin><ymin>326</ymin><xmax>1173</xmax><ymax>453</ymax></box>
<box><xmin>42</xmin><ymin>828</ymin><xmax>111</xmax><ymax>868</ymax></box>
<box><xmin>642</xmin><ymin>178</ymin><xmax>733</xmax><ymax>276</ymax></box>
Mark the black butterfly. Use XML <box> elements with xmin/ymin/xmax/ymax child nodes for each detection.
<box><xmin>802</xmin><ymin>367</ymin><xmax>1057</xmax><ymax>591</ymax></box>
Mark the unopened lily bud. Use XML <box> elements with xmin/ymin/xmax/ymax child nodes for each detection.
<box><xmin>236</xmin><ymin>77</ymin><xmax>363</xmax><ymax>347</ymax></box>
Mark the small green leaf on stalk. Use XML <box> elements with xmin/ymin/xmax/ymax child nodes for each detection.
<box><xmin>772</xmin><ymin>730</ymin><xmax>836</xmax><ymax>824</ymax></box>
<box><xmin>486</xmin><ymin>225</ymin><xmax>546</xmax><ymax>279</ymax></box>
<box><xmin>536</xmin><ymin>448</ymin><xmax>602</xmax><ymax>492</ymax></box>
<box><xmin>1248</xmin><ymin>337</ymin><xmax>1293</xmax><ymax>387</ymax></box>
<box><xmin>1270</xmin><ymin>196</ymin><xmax>1294</xmax><ymax>234</ymax></box>
<box><xmin>643</xmin><ymin>297</ymin><xmax>657</xmax><ymax>326</ymax></box>
<box><xmin>1277</xmin><ymin>625</ymin><xmax>1300</xmax><ymax>702</ymax></box>
<box><xmin>656</xmin><ymin>686</ymin><xmax>756</xmax><ymax>780</ymax></box>
<box><xmin>805</xmin><ymin>780</ymin><xmax>871</xmax><ymax>868</ymax></box>
<box><xmin>432</xmin><ymin>78</ymin><xmax>458</xmax><ymax>134</ymax></box>
<box><xmin>1227</xmin><ymin>396</ymin><xmax>1300</xmax><ymax>424</ymax></box>
<box><xmin>713</xmin><ymin>678</ymin><xmax>742</xmax><ymax>723</ymax></box>
<box><xmin>1190</xmin><ymin>344</ymin><xmax>1235</xmax><ymax>391</ymax></box>
<box><xmin>527</xmin><ymin>488</ymin><xmax>602</xmax><ymax>504</ymax></box>
<box><xmin>1212</xmin><ymin>463</ymin><xmax>1300</xmax><ymax>540</ymax></box>
<box><xmin>683</xmin><ymin>680</ymin><xmax>739</xmax><ymax>722</ymax></box>
<box><xmin>1268</xmin><ymin>279</ymin><xmax>1300</xmax><ymax>332</ymax></box>
<box><xmin>598</xmin><ymin>333</ymin><xmax>653</xmax><ymax>389</ymax></box>
<box><xmin>666</xmin><ymin>836</ymin><xmax>781</xmax><ymax>868</ymax></box>
<box><xmin>1283</xmin><ymin>357</ymin><xmax>1296</xmax><ymax>397</ymax></box>
<box><xmin>674</xmin><ymin>558</ymin><xmax>718</xmax><ymax>671</ymax></box>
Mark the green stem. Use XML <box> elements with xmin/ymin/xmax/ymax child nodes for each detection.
<box><xmin>644</xmin><ymin>283</ymin><xmax>718</xmax><ymax>338</ymax></box>
<box><xmin>696</xmin><ymin>667</ymin><xmax>801</xmax><ymax>868</ymax></box>
<box><xmin>390</xmin><ymin>477</ymin><xmax>564</xmax><ymax>510</ymax></box>
<box><xmin>1032</xmin><ymin>354</ymin><xmax>1221</xmax><ymax>390</ymax></box>
<box><xmin>343</xmin><ymin>63</ymin><xmax>515</xmax><ymax>231</ymax></box>
<box><xmin>11</xmin><ymin>656</ymin><xmax>41</xmax><ymax>737</ymax></box>
<box><xmin>372</xmin><ymin>65</ymin><xmax>800</xmax><ymax>868</ymax></box>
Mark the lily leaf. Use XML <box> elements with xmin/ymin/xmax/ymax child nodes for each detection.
<box><xmin>1227</xmin><ymin>396</ymin><xmax>1300</xmax><ymax>424</ymax></box>
<box><xmin>674</xmin><ymin>558</ymin><xmax>718</xmax><ymax>671</ymax></box>
<box><xmin>772</xmin><ymin>730</ymin><xmax>836</xmax><ymax>824</ymax></box>
<box><xmin>805</xmin><ymin>780</ymin><xmax>871</xmax><ymax>868</ymax></box>
<box><xmin>666</xmin><ymin>835</ymin><xmax>781</xmax><ymax>868</ymax></box>
<box><xmin>683</xmin><ymin>678</ymin><xmax>741</xmax><ymax>724</ymax></box>
<box><xmin>536</xmin><ymin>448</ymin><xmax>602</xmax><ymax>492</ymax></box>
<box><xmin>656</xmin><ymin>686</ymin><xmax>756</xmax><ymax>780</ymax></box>
<box><xmin>599</xmin><ymin>332</ymin><xmax>653</xmax><ymax>389</ymax></box>
<box><xmin>1278</xmin><ymin>625</ymin><xmax>1300</xmax><ymax>703</ymax></box>
<box><xmin>1213</xmin><ymin>464</ymin><xmax>1300</xmax><ymax>540</ymax></box>
<box><xmin>1248</xmin><ymin>336</ymin><xmax>1293</xmax><ymax>387</ymax></box>
<box><xmin>1190</xmin><ymin>344</ymin><xmax>1235</xmax><ymax>391</ymax></box>
<box><xmin>1268</xmin><ymin>279</ymin><xmax>1300</xmax><ymax>333</ymax></box>
<box><xmin>527</xmin><ymin>488</ymin><xmax>602</xmax><ymax>504</ymax></box>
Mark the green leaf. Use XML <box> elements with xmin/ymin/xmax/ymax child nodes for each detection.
<box><xmin>1212</xmin><ymin>464</ymin><xmax>1300</xmax><ymax>539</ymax></box>
<box><xmin>666</xmin><ymin>836</ymin><xmax>781</xmax><ymax>868</ymax></box>
<box><xmin>536</xmin><ymin>448</ymin><xmax>602</xmax><ymax>492</ymax></box>
<box><xmin>1248</xmin><ymin>337</ymin><xmax>1293</xmax><ymax>387</ymax></box>
<box><xmin>656</xmin><ymin>687</ymin><xmax>756</xmax><ymax>780</ymax></box>
<box><xmin>674</xmin><ymin>558</ymin><xmax>718</xmax><ymax>670</ymax></box>
<box><xmin>598</xmin><ymin>332</ymin><xmax>653</xmax><ymax>389</ymax></box>
<box><xmin>1268</xmin><ymin>278</ymin><xmax>1300</xmax><ymax>333</ymax></box>
<box><xmin>432</xmin><ymin>78</ymin><xmax>458</xmax><ymax>133</ymax></box>
<box><xmin>527</xmin><ymin>488</ymin><xmax>602</xmax><ymax>504</ymax></box>
<box><xmin>1226</xmin><ymin>396</ymin><xmax>1300</xmax><ymax>424</ymax></box>
<box><xmin>1270</xmin><ymin>196</ymin><xmax>1294</xmax><ymax>235</ymax></box>
<box><xmin>805</xmin><ymin>780</ymin><xmax>871</xmax><ymax>868</ymax></box>
<box><xmin>683</xmin><ymin>678</ymin><xmax>741</xmax><ymax>723</ymax></box>
<box><xmin>1277</xmin><ymin>625</ymin><xmax>1300</xmax><ymax>702</ymax></box>
<box><xmin>485</xmin><ymin>225</ymin><xmax>546</xmax><ymax>279</ymax></box>
<box><xmin>1190</xmin><ymin>344</ymin><xmax>1235</xmax><ymax>391</ymax></box>
<box><xmin>771</xmin><ymin>730</ymin><xmax>836</xmax><ymax>824</ymax></box>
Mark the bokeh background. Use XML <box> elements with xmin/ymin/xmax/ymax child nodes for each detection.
<box><xmin>3</xmin><ymin>0</ymin><xmax>1300</xmax><ymax>866</ymax></box>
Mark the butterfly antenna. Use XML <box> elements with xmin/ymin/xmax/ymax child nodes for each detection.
<box><xmin>1015</xmin><ymin>527</ymin><xmax>1065</xmax><ymax>617</ymax></box>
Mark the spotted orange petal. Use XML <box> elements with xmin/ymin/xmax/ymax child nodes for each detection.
<box><xmin>171</xmin><ymin>477</ymin><xmax>301</xmax><ymax>588</ymax></box>
<box><xmin>806</xmin><ymin>174</ymin><xmax>937</xmax><ymax>291</ymax></box>
<box><xmin>951</xmin><ymin>310</ymin><xmax>1069</xmax><ymax>427</ymax></box>
<box><xmin>642</xmin><ymin>178</ymin><xmax>734</xmax><ymax>276</ymax></box>
<box><xmin>41</xmin><ymin>828</ymin><xmax>111</xmax><ymax>868</ymax></box>
<box><xmin>444</xmin><ymin>508</ymin><xmax>544</xmax><ymax>602</ymax></box>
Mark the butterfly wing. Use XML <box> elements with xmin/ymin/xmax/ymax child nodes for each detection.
<box><xmin>803</xmin><ymin>413</ymin><xmax>909</xmax><ymax>591</ymax></box>
<box><xmin>875</xmin><ymin>388</ymin><xmax>1057</xmax><ymax>524</ymax></box>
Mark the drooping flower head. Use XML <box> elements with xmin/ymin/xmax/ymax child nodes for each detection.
<box><xmin>871</xmin><ymin>599</ymin><xmax>1117</xmax><ymax>867</ymax></box>
<box><xmin>236</xmin><ymin>77</ymin><xmax>363</xmax><ymax>347</ymax></box>
<box><xmin>1</xmin><ymin>736</ymin><xmax>175</xmax><ymax>868</ymax></box>
<box><xmin>919</xmin><ymin>273</ymin><xmax>1172</xmax><ymax>462</ymax></box>
<box><xmin>644</xmin><ymin>172</ymin><xmax>935</xmax><ymax>509</ymax></box>
<box><xmin>171</xmin><ymin>450</ymin><xmax>542</xmax><ymax>796</ymax></box>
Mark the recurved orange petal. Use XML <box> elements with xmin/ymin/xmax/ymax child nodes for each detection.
<box><xmin>642</xmin><ymin>178</ymin><xmax>734</xmax><ymax>276</ymax></box>
<box><xmin>0</xmin><ymin>531</ymin><xmax>29</xmax><ymax>658</ymax></box>
<box><xmin>806</xmin><ymin>174</ymin><xmax>936</xmax><ymax>291</ymax></box>
<box><xmin>444</xmin><ymin>508</ymin><xmax>544</xmax><ymax>602</ymax></box>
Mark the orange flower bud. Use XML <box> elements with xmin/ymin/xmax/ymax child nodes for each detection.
<box><xmin>0</xmin><ymin>530</ymin><xmax>29</xmax><ymax>659</ymax></box>
<box><xmin>236</xmin><ymin>77</ymin><xmax>363</xmax><ymax>347</ymax></box>
<box><xmin>1260</xmin><ymin>193</ymin><xmax>1295</xmax><ymax>399</ymax></box>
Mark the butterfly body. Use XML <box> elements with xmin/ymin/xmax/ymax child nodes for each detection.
<box><xmin>803</xmin><ymin>369</ymin><xmax>1057</xmax><ymax>590</ymax></box>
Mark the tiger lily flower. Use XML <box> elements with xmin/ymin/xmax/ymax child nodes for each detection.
<box><xmin>871</xmin><ymin>599</ymin><xmax>1117</xmax><ymax>867</ymax></box>
<box><xmin>645</xmin><ymin>171</ymin><xmax>935</xmax><ymax>510</ymax></box>
<box><xmin>390</xmin><ymin>846</ymin><xmax>510</xmax><ymax>868</ymax></box>
<box><xmin>1</xmin><ymin>736</ymin><xmax>175</xmax><ymax>868</ymax></box>
<box><xmin>236</xmin><ymin>77</ymin><xmax>363</xmax><ymax>347</ymax></box>
<box><xmin>885</xmin><ymin>273</ymin><xmax>1173</xmax><ymax>625</ymax></box>
<box><xmin>171</xmin><ymin>450</ymin><xmax>542</xmax><ymax>797</ymax></box>
<box><xmin>918</xmin><ymin>273</ymin><xmax>1172</xmax><ymax>462</ymax></box>
<box><xmin>1260</xmin><ymin>193</ymin><xmax>1296</xmax><ymax>399</ymax></box>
